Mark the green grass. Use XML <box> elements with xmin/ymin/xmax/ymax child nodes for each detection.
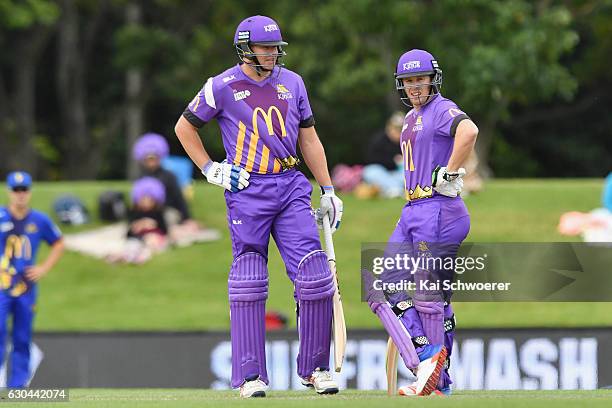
<box><xmin>11</xmin><ymin>389</ymin><xmax>612</xmax><ymax>408</ymax></box>
<box><xmin>1</xmin><ymin>178</ymin><xmax>610</xmax><ymax>331</ymax></box>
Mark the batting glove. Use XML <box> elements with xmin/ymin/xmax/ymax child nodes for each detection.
<box><xmin>432</xmin><ymin>166</ymin><xmax>466</xmax><ymax>198</ymax></box>
<box><xmin>202</xmin><ymin>160</ymin><xmax>250</xmax><ymax>193</ymax></box>
<box><xmin>317</xmin><ymin>186</ymin><xmax>343</xmax><ymax>233</ymax></box>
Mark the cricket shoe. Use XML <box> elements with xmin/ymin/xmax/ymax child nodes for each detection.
<box><xmin>398</xmin><ymin>384</ymin><xmax>418</xmax><ymax>396</ymax></box>
<box><xmin>410</xmin><ymin>344</ymin><xmax>447</xmax><ymax>396</ymax></box>
<box><xmin>239</xmin><ymin>376</ymin><xmax>268</xmax><ymax>398</ymax></box>
<box><xmin>301</xmin><ymin>368</ymin><xmax>339</xmax><ymax>394</ymax></box>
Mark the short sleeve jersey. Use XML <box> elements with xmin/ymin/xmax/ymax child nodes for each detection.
<box><xmin>0</xmin><ymin>207</ymin><xmax>62</xmax><ymax>294</ymax></box>
<box><xmin>400</xmin><ymin>94</ymin><xmax>470</xmax><ymax>200</ymax></box>
<box><xmin>183</xmin><ymin>64</ymin><xmax>314</xmax><ymax>174</ymax></box>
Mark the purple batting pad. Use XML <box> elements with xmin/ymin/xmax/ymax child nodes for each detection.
<box><xmin>439</xmin><ymin>302</ymin><xmax>456</xmax><ymax>389</ymax></box>
<box><xmin>295</xmin><ymin>251</ymin><xmax>335</xmax><ymax>378</ymax></box>
<box><xmin>369</xmin><ymin>301</ymin><xmax>420</xmax><ymax>369</ymax></box>
<box><xmin>228</xmin><ymin>252</ymin><xmax>269</xmax><ymax>388</ymax></box>
<box><xmin>415</xmin><ymin>300</ymin><xmax>445</xmax><ymax>346</ymax></box>
<box><xmin>398</xmin><ymin>301</ymin><xmax>429</xmax><ymax>350</ymax></box>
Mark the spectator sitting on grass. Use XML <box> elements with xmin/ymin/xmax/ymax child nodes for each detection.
<box><xmin>132</xmin><ymin>133</ymin><xmax>220</xmax><ymax>246</ymax></box>
<box><xmin>132</xmin><ymin>133</ymin><xmax>192</xmax><ymax>227</ymax></box>
<box><xmin>362</xmin><ymin>112</ymin><xmax>405</xmax><ymax>198</ymax></box>
<box><xmin>108</xmin><ymin>177</ymin><xmax>168</xmax><ymax>264</ymax></box>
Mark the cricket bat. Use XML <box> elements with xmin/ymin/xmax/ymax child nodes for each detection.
<box><xmin>322</xmin><ymin>215</ymin><xmax>347</xmax><ymax>373</ymax></box>
<box><xmin>386</xmin><ymin>337</ymin><xmax>399</xmax><ymax>396</ymax></box>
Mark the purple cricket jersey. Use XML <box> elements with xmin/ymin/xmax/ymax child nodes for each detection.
<box><xmin>184</xmin><ymin>64</ymin><xmax>314</xmax><ymax>174</ymax></box>
<box><xmin>400</xmin><ymin>94</ymin><xmax>469</xmax><ymax>201</ymax></box>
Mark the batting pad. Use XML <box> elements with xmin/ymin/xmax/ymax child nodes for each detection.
<box><xmin>415</xmin><ymin>300</ymin><xmax>445</xmax><ymax>347</ymax></box>
<box><xmin>228</xmin><ymin>252</ymin><xmax>269</xmax><ymax>388</ymax></box>
<box><xmin>369</xmin><ymin>301</ymin><xmax>420</xmax><ymax>369</ymax></box>
<box><xmin>295</xmin><ymin>250</ymin><xmax>335</xmax><ymax>378</ymax></box>
<box><xmin>439</xmin><ymin>303</ymin><xmax>456</xmax><ymax>389</ymax></box>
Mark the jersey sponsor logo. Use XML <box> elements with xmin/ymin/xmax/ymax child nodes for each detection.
<box><xmin>448</xmin><ymin>108</ymin><xmax>464</xmax><ymax>118</ymax></box>
<box><xmin>412</xmin><ymin>115</ymin><xmax>423</xmax><ymax>132</ymax></box>
<box><xmin>233</xmin><ymin>89</ymin><xmax>251</xmax><ymax>101</ymax></box>
<box><xmin>222</xmin><ymin>75</ymin><xmax>236</xmax><ymax>83</ymax></box>
<box><xmin>26</xmin><ymin>223</ymin><xmax>38</xmax><ymax>233</ymax></box>
<box><xmin>0</xmin><ymin>222</ymin><xmax>13</xmax><ymax>232</ymax></box>
<box><xmin>263</xmin><ymin>24</ymin><xmax>279</xmax><ymax>32</ymax></box>
<box><xmin>403</xmin><ymin>61</ymin><xmax>421</xmax><ymax>70</ymax></box>
<box><xmin>252</xmin><ymin>106</ymin><xmax>287</xmax><ymax>138</ymax></box>
<box><xmin>276</xmin><ymin>84</ymin><xmax>293</xmax><ymax>100</ymax></box>
<box><xmin>4</xmin><ymin>234</ymin><xmax>32</xmax><ymax>260</ymax></box>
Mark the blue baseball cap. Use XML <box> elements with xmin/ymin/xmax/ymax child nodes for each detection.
<box><xmin>6</xmin><ymin>171</ymin><xmax>32</xmax><ymax>189</ymax></box>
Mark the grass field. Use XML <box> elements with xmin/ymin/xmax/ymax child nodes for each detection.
<box><xmin>11</xmin><ymin>389</ymin><xmax>612</xmax><ymax>407</ymax></box>
<box><xmin>1</xmin><ymin>178</ymin><xmax>610</xmax><ymax>331</ymax></box>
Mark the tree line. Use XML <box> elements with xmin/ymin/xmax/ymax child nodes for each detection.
<box><xmin>0</xmin><ymin>0</ymin><xmax>610</xmax><ymax>180</ymax></box>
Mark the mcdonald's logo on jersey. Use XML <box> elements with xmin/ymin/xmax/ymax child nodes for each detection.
<box><xmin>252</xmin><ymin>106</ymin><xmax>287</xmax><ymax>138</ymax></box>
<box><xmin>4</xmin><ymin>235</ymin><xmax>32</xmax><ymax>260</ymax></box>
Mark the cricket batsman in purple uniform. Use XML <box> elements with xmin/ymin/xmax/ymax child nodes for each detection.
<box><xmin>373</xmin><ymin>49</ymin><xmax>478</xmax><ymax>396</ymax></box>
<box><xmin>174</xmin><ymin>16</ymin><xmax>342</xmax><ymax>398</ymax></box>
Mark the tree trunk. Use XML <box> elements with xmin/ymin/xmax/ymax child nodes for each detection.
<box><xmin>125</xmin><ymin>3</ymin><xmax>144</xmax><ymax>180</ymax></box>
<box><xmin>5</xmin><ymin>27</ymin><xmax>53</xmax><ymax>176</ymax></box>
<box><xmin>474</xmin><ymin>118</ymin><xmax>496</xmax><ymax>179</ymax></box>
<box><xmin>57</xmin><ymin>0</ymin><xmax>96</xmax><ymax>179</ymax></box>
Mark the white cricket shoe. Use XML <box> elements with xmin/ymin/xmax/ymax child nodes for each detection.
<box><xmin>398</xmin><ymin>384</ymin><xmax>418</xmax><ymax>396</ymax></box>
<box><xmin>239</xmin><ymin>377</ymin><xmax>268</xmax><ymax>398</ymax></box>
<box><xmin>301</xmin><ymin>368</ymin><xmax>339</xmax><ymax>394</ymax></box>
<box><xmin>411</xmin><ymin>344</ymin><xmax>447</xmax><ymax>396</ymax></box>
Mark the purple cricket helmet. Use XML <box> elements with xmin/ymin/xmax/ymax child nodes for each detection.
<box><xmin>131</xmin><ymin>177</ymin><xmax>166</xmax><ymax>205</ymax></box>
<box><xmin>234</xmin><ymin>15</ymin><xmax>287</xmax><ymax>73</ymax></box>
<box><xmin>394</xmin><ymin>49</ymin><xmax>443</xmax><ymax>108</ymax></box>
<box><xmin>132</xmin><ymin>133</ymin><xmax>170</xmax><ymax>161</ymax></box>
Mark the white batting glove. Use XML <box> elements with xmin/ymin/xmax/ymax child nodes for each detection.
<box><xmin>317</xmin><ymin>186</ymin><xmax>343</xmax><ymax>233</ymax></box>
<box><xmin>432</xmin><ymin>166</ymin><xmax>466</xmax><ymax>198</ymax></box>
<box><xmin>202</xmin><ymin>160</ymin><xmax>250</xmax><ymax>193</ymax></box>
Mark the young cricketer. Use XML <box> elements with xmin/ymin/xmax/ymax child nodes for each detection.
<box><xmin>374</xmin><ymin>49</ymin><xmax>478</xmax><ymax>396</ymax></box>
<box><xmin>0</xmin><ymin>171</ymin><xmax>64</xmax><ymax>387</ymax></box>
<box><xmin>174</xmin><ymin>15</ymin><xmax>343</xmax><ymax>398</ymax></box>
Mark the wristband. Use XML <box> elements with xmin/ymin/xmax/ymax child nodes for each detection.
<box><xmin>320</xmin><ymin>185</ymin><xmax>334</xmax><ymax>194</ymax></box>
<box><xmin>202</xmin><ymin>161</ymin><xmax>213</xmax><ymax>174</ymax></box>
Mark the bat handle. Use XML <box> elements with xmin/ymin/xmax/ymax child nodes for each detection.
<box><xmin>322</xmin><ymin>214</ymin><xmax>336</xmax><ymax>261</ymax></box>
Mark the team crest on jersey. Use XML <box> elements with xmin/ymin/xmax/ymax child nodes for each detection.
<box><xmin>276</xmin><ymin>84</ymin><xmax>293</xmax><ymax>100</ymax></box>
<box><xmin>418</xmin><ymin>241</ymin><xmax>429</xmax><ymax>252</ymax></box>
<box><xmin>26</xmin><ymin>223</ymin><xmax>38</xmax><ymax>233</ymax></box>
<box><xmin>412</xmin><ymin>115</ymin><xmax>423</xmax><ymax>132</ymax></box>
<box><xmin>233</xmin><ymin>89</ymin><xmax>251</xmax><ymax>101</ymax></box>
